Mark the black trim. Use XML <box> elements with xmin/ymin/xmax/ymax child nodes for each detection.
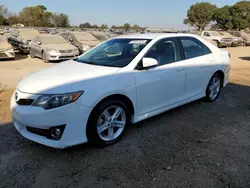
<box><xmin>16</xmin><ymin>99</ymin><xmax>34</xmax><ymax>106</ymax></box>
<box><xmin>26</xmin><ymin>125</ymin><xmax>66</xmax><ymax>140</ymax></box>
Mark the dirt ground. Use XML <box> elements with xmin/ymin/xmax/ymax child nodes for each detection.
<box><xmin>0</xmin><ymin>48</ymin><xmax>250</xmax><ymax>187</ymax></box>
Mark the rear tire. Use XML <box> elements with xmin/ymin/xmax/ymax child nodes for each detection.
<box><xmin>205</xmin><ymin>73</ymin><xmax>222</xmax><ymax>102</ymax></box>
<box><xmin>86</xmin><ymin>100</ymin><xmax>130</xmax><ymax>147</ymax></box>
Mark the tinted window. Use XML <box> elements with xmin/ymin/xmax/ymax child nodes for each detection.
<box><xmin>180</xmin><ymin>37</ymin><xmax>211</xmax><ymax>59</ymax></box>
<box><xmin>145</xmin><ymin>38</ymin><xmax>180</xmax><ymax>66</ymax></box>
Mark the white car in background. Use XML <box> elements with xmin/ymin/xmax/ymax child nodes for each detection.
<box><xmin>11</xmin><ymin>33</ymin><xmax>231</xmax><ymax>148</ymax></box>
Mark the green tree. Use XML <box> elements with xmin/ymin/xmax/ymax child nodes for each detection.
<box><xmin>0</xmin><ymin>5</ymin><xmax>9</xmax><ymax>25</ymax></box>
<box><xmin>19</xmin><ymin>5</ymin><xmax>52</xmax><ymax>27</ymax></box>
<box><xmin>123</xmin><ymin>23</ymin><xmax>130</xmax><ymax>30</ymax></box>
<box><xmin>6</xmin><ymin>13</ymin><xmax>19</xmax><ymax>26</ymax></box>
<box><xmin>100</xmin><ymin>24</ymin><xmax>108</xmax><ymax>29</ymax></box>
<box><xmin>213</xmin><ymin>6</ymin><xmax>233</xmax><ymax>30</ymax></box>
<box><xmin>230</xmin><ymin>1</ymin><xmax>250</xmax><ymax>30</ymax></box>
<box><xmin>51</xmin><ymin>13</ymin><xmax>70</xmax><ymax>27</ymax></box>
<box><xmin>184</xmin><ymin>2</ymin><xmax>217</xmax><ymax>31</ymax></box>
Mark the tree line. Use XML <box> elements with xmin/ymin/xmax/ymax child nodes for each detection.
<box><xmin>0</xmin><ymin>5</ymin><xmax>70</xmax><ymax>27</ymax></box>
<box><xmin>0</xmin><ymin>4</ymin><xmax>143</xmax><ymax>30</ymax></box>
<box><xmin>79</xmin><ymin>22</ymin><xmax>143</xmax><ymax>30</ymax></box>
<box><xmin>184</xmin><ymin>1</ymin><xmax>250</xmax><ymax>31</ymax></box>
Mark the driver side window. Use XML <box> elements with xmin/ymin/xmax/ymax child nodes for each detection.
<box><xmin>144</xmin><ymin>38</ymin><xmax>180</xmax><ymax>66</ymax></box>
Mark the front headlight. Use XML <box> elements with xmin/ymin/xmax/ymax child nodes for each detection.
<box><xmin>82</xmin><ymin>45</ymin><xmax>91</xmax><ymax>51</ymax></box>
<box><xmin>48</xmin><ymin>48</ymin><xmax>59</xmax><ymax>53</ymax></box>
<box><xmin>32</xmin><ymin>91</ymin><xmax>83</xmax><ymax>110</ymax></box>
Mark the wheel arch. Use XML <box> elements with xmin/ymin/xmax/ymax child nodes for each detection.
<box><xmin>90</xmin><ymin>94</ymin><xmax>135</xmax><ymax>116</ymax></box>
<box><xmin>213</xmin><ymin>70</ymin><xmax>224</xmax><ymax>87</ymax></box>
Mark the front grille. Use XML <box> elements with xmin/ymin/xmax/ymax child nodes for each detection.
<box><xmin>59</xmin><ymin>49</ymin><xmax>73</xmax><ymax>53</ymax></box>
<box><xmin>59</xmin><ymin>56</ymin><xmax>74</xmax><ymax>59</ymax></box>
<box><xmin>16</xmin><ymin>99</ymin><xmax>34</xmax><ymax>105</ymax></box>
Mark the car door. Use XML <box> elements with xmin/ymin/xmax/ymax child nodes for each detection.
<box><xmin>179</xmin><ymin>37</ymin><xmax>215</xmax><ymax>98</ymax></box>
<box><xmin>32</xmin><ymin>36</ymin><xmax>43</xmax><ymax>58</ymax></box>
<box><xmin>134</xmin><ymin>38</ymin><xmax>186</xmax><ymax>115</ymax></box>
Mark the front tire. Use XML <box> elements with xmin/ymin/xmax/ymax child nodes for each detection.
<box><xmin>87</xmin><ymin>100</ymin><xmax>130</xmax><ymax>147</ymax></box>
<box><xmin>30</xmin><ymin>50</ymin><xmax>35</xmax><ymax>58</ymax></box>
<box><xmin>205</xmin><ymin>73</ymin><xmax>222</xmax><ymax>102</ymax></box>
<box><xmin>42</xmin><ymin>51</ymin><xmax>49</xmax><ymax>63</ymax></box>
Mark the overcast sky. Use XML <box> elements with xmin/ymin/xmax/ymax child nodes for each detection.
<box><xmin>1</xmin><ymin>0</ymin><xmax>241</xmax><ymax>29</ymax></box>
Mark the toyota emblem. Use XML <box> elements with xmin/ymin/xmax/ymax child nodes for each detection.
<box><xmin>15</xmin><ymin>92</ymin><xmax>18</xmax><ymax>101</ymax></box>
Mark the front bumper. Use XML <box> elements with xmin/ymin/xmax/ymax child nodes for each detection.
<box><xmin>48</xmin><ymin>51</ymin><xmax>79</xmax><ymax>61</ymax></box>
<box><xmin>10</xmin><ymin>90</ymin><xmax>93</xmax><ymax>149</ymax></box>
<box><xmin>0</xmin><ymin>48</ymin><xmax>15</xmax><ymax>59</ymax></box>
<box><xmin>19</xmin><ymin>44</ymin><xmax>30</xmax><ymax>53</ymax></box>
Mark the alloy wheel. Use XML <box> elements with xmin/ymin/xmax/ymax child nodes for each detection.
<box><xmin>97</xmin><ymin>105</ymin><xmax>126</xmax><ymax>142</ymax></box>
<box><xmin>208</xmin><ymin>76</ymin><xmax>221</xmax><ymax>100</ymax></box>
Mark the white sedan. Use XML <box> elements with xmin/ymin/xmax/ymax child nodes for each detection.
<box><xmin>10</xmin><ymin>33</ymin><xmax>231</xmax><ymax>148</ymax></box>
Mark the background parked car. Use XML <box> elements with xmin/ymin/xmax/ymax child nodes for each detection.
<box><xmin>58</xmin><ymin>32</ymin><xmax>100</xmax><ymax>54</ymax></box>
<box><xmin>219</xmin><ymin>31</ymin><xmax>243</xmax><ymax>47</ymax></box>
<box><xmin>201</xmin><ymin>31</ymin><xmax>233</xmax><ymax>48</ymax></box>
<box><xmin>91</xmin><ymin>31</ymin><xmax>110</xmax><ymax>42</ymax></box>
<box><xmin>29</xmin><ymin>35</ymin><xmax>79</xmax><ymax>63</ymax></box>
<box><xmin>8</xmin><ymin>29</ymin><xmax>40</xmax><ymax>54</ymax></box>
<box><xmin>0</xmin><ymin>35</ymin><xmax>15</xmax><ymax>60</ymax></box>
<box><xmin>229</xmin><ymin>31</ymin><xmax>250</xmax><ymax>46</ymax></box>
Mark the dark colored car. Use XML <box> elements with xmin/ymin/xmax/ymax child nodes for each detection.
<box><xmin>8</xmin><ymin>29</ymin><xmax>40</xmax><ymax>54</ymax></box>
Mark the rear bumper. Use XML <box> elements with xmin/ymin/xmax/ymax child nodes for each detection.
<box><xmin>0</xmin><ymin>48</ymin><xmax>15</xmax><ymax>59</ymax></box>
<box><xmin>219</xmin><ymin>41</ymin><xmax>232</xmax><ymax>47</ymax></box>
<box><xmin>231</xmin><ymin>40</ymin><xmax>243</xmax><ymax>47</ymax></box>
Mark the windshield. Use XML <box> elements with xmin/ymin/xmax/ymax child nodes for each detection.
<box><xmin>42</xmin><ymin>36</ymin><xmax>67</xmax><ymax>44</ymax></box>
<box><xmin>210</xmin><ymin>31</ymin><xmax>222</xmax><ymax>36</ymax></box>
<box><xmin>92</xmin><ymin>33</ymin><xmax>109</xmax><ymax>41</ymax></box>
<box><xmin>76</xmin><ymin>38</ymin><xmax>151</xmax><ymax>68</ymax></box>
<box><xmin>73</xmin><ymin>32</ymin><xmax>99</xmax><ymax>41</ymax></box>
<box><xmin>18</xmin><ymin>29</ymin><xmax>40</xmax><ymax>37</ymax></box>
<box><xmin>220</xmin><ymin>32</ymin><xmax>232</xmax><ymax>37</ymax></box>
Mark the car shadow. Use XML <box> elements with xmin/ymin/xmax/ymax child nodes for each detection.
<box><xmin>239</xmin><ymin>57</ymin><xmax>250</xmax><ymax>61</ymax></box>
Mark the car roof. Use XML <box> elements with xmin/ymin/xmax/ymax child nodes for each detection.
<box><xmin>115</xmin><ymin>33</ymin><xmax>197</xmax><ymax>40</ymax></box>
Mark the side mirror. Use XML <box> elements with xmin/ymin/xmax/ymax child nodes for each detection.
<box><xmin>142</xmin><ymin>57</ymin><xmax>158</xmax><ymax>69</ymax></box>
<box><xmin>37</xmin><ymin>41</ymin><xmax>41</xmax><ymax>45</ymax></box>
<box><xmin>69</xmin><ymin>38</ymin><xmax>73</xmax><ymax>42</ymax></box>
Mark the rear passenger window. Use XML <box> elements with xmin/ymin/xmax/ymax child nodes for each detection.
<box><xmin>180</xmin><ymin>37</ymin><xmax>211</xmax><ymax>59</ymax></box>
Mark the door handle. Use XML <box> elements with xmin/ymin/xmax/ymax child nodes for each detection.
<box><xmin>177</xmin><ymin>68</ymin><xmax>185</xmax><ymax>72</ymax></box>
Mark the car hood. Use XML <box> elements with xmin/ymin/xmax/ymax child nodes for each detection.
<box><xmin>43</xmin><ymin>43</ymin><xmax>77</xmax><ymax>50</ymax></box>
<box><xmin>17</xmin><ymin>60</ymin><xmax>120</xmax><ymax>94</ymax></box>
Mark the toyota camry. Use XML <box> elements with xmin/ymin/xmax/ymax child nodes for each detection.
<box><xmin>11</xmin><ymin>33</ymin><xmax>231</xmax><ymax>148</ymax></box>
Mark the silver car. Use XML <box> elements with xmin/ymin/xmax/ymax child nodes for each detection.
<box><xmin>29</xmin><ymin>35</ymin><xmax>79</xmax><ymax>63</ymax></box>
<box><xmin>0</xmin><ymin>35</ymin><xmax>15</xmax><ymax>60</ymax></box>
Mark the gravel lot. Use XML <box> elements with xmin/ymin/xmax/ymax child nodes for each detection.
<box><xmin>0</xmin><ymin>48</ymin><xmax>250</xmax><ymax>188</ymax></box>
